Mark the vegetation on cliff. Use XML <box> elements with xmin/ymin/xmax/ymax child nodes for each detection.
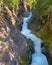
<box><xmin>0</xmin><ymin>0</ymin><xmax>52</xmax><ymax>65</ymax></box>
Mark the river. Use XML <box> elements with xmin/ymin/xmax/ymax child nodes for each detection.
<box><xmin>21</xmin><ymin>12</ymin><xmax>48</xmax><ymax>65</ymax></box>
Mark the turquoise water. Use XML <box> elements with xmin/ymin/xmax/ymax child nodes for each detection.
<box><xmin>21</xmin><ymin>12</ymin><xmax>48</xmax><ymax>65</ymax></box>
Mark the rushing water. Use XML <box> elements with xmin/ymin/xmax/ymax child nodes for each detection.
<box><xmin>21</xmin><ymin>12</ymin><xmax>48</xmax><ymax>65</ymax></box>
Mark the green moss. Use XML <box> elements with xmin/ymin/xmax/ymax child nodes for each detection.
<box><xmin>19</xmin><ymin>53</ymin><xmax>30</xmax><ymax>65</ymax></box>
<box><xmin>34</xmin><ymin>31</ymin><xmax>41</xmax><ymax>37</ymax></box>
<box><xmin>8</xmin><ymin>31</ymin><xmax>12</xmax><ymax>35</ymax></box>
<box><xmin>34</xmin><ymin>30</ymin><xmax>52</xmax><ymax>65</ymax></box>
<box><xmin>19</xmin><ymin>40</ymin><xmax>32</xmax><ymax>65</ymax></box>
<box><xmin>34</xmin><ymin>29</ymin><xmax>52</xmax><ymax>43</ymax></box>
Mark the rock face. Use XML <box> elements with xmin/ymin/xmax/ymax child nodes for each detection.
<box><xmin>0</xmin><ymin>41</ymin><xmax>18</xmax><ymax>65</ymax></box>
<box><xmin>16</xmin><ymin>11</ymin><xmax>30</xmax><ymax>31</ymax></box>
<box><xmin>12</xmin><ymin>30</ymin><xmax>27</xmax><ymax>55</ymax></box>
<box><xmin>0</xmin><ymin>15</ymin><xmax>28</xmax><ymax>65</ymax></box>
<box><xmin>23</xmin><ymin>11</ymin><xmax>30</xmax><ymax>17</ymax></box>
<box><xmin>16</xmin><ymin>15</ymin><xmax>23</xmax><ymax>25</ymax></box>
<box><xmin>18</xmin><ymin>0</ymin><xmax>25</xmax><ymax>15</ymax></box>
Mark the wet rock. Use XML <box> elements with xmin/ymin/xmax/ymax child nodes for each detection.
<box><xmin>16</xmin><ymin>15</ymin><xmax>23</xmax><ymax>30</ymax></box>
<box><xmin>12</xmin><ymin>30</ymin><xmax>28</xmax><ymax>56</ymax></box>
<box><xmin>16</xmin><ymin>15</ymin><xmax>23</xmax><ymax>25</ymax></box>
<box><xmin>23</xmin><ymin>11</ymin><xmax>30</xmax><ymax>17</ymax></box>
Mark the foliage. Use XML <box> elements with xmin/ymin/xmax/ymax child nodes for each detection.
<box><xmin>1</xmin><ymin>0</ymin><xmax>18</xmax><ymax>10</ymax></box>
<box><xmin>35</xmin><ymin>0</ymin><xmax>52</xmax><ymax>15</ymax></box>
<box><xmin>0</xmin><ymin>0</ymin><xmax>3</xmax><ymax>6</ymax></box>
<box><xmin>26</xmin><ymin>0</ymin><xmax>36</xmax><ymax>7</ymax></box>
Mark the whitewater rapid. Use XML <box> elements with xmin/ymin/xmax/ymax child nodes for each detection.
<box><xmin>21</xmin><ymin>12</ymin><xmax>48</xmax><ymax>65</ymax></box>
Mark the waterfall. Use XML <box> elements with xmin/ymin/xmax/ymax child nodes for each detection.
<box><xmin>21</xmin><ymin>12</ymin><xmax>48</xmax><ymax>65</ymax></box>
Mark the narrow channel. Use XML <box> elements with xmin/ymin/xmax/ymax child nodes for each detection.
<box><xmin>21</xmin><ymin>12</ymin><xmax>48</xmax><ymax>65</ymax></box>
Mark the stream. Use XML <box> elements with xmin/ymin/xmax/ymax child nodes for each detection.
<box><xmin>21</xmin><ymin>12</ymin><xmax>48</xmax><ymax>65</ymax></box>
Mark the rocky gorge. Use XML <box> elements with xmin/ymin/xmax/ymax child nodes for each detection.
<box><xmin>0</xmin><ymin>0</ymin><xmax>52</xmax><ymax>65</ymax></box>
